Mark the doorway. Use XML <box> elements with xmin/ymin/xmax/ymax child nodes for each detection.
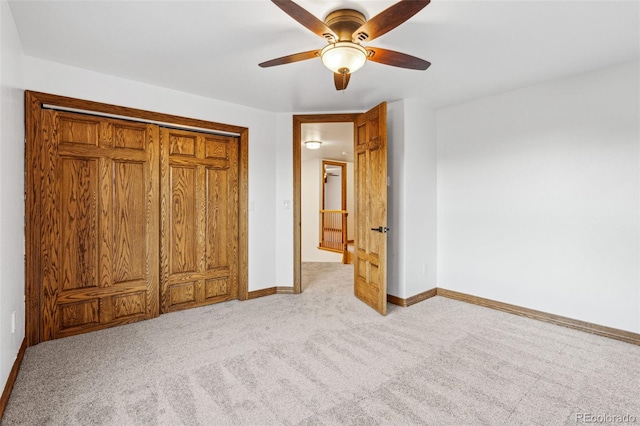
<box><xmin>300</xmin><ymin>125</ymin><xmax>354</xmax><ymax>266</ymax></box>
<box><xmin>293</xmin><ymin>104</ymin><xmax>389</xmax><ymax>315</ymax></box>
<box><xmin>319</xmin><ymin>159</ymin><xmax>350</xmax><ymax>258</ymax></box>
<box><xmin>293</xmin><ymin>114</ymin><xmax>359</xmax><ymax>294</ymax></box>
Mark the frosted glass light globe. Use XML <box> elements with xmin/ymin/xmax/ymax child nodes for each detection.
<box><xmin>320</xmin><ymin>42</ymin><xmax>367</xmax><ymax>74</ymax></box>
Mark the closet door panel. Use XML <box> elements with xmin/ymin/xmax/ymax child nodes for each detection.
<box><xmin>39</xmin><ymin>111</ymin><xmax>159</xmax><ymax>341</ymax></box>
<box><xmin>113</xmin><ymin>123</ymin><xmax>147</xmax><ymax>150</ymax></box>
<box><xmin>161</xmin><ymin>129</ymin><xmax>239</xmax><ymax>312</ymax></box>
<box><xmin>205</xmin><ymin>167</ymin><xmax>229</xmax><ymax>270</ymax></box>
<box><xmin>169</xmin><ymin>165</ymin><xmax>198</xmax><ymax>275</ymax></box>
<box><xmin>113</xmin><ymin>160</ymin><xmax>147</xmax><ymax>284</ymax></box>
<box><xmin>59</xmin><ymin>157</ymin><xmax>99</xmax><ymax>291</ymax></box>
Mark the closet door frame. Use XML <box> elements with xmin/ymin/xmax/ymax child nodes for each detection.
<box><xmin>25</xmin><ymin>91</ymin><xmax>249</xmax><ymax>346</ymax></box>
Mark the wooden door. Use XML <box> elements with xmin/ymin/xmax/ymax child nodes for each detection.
<box><xmin>39</xmin><ymin>110</ymin><xmax>159</xmax><ymax>341</ymax></box>
<box><xmin>160</xmin><ymin>128</ymin><xmax>239</xmax><ymax>312</ymax></box>
<box><xmin>354</xmin><ymin>102</ymin><xmax>388</xmax><ymax>315</ymax></box>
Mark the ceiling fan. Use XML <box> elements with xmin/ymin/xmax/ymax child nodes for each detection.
<box><xmin>259</xmin><ymin>0</ymin><xmax>432</xmax><ymax>91</ymax></box>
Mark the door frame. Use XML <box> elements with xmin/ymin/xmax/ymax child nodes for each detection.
<box><xmin>292</xmin><ymin>113</ymin><xmax>359</xmax><ymax>294</ymax></box>
<box><xmin>25</xmin><ymin>91</ymin><xmax>249</xmax><ymax>346</ymax></box>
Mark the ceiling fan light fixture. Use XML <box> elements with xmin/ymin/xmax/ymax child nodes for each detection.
<box><xmin>320</xmin><ymin>42</ymin><xmax>367</xmax><ymax>74</ymax></box>
<box><xmin>304</xmin><ymin>140</ymin><xmax>323</xmax><ymax>150</ymax></box>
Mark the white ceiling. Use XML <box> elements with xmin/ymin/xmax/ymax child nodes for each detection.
<box><xmin>8</xmin><ymin>0</ymin><xmax>640</xmax><ymax>113</ymax></box>
<box><xmin>301</xmin><ymin>122</ymin><xmax>354</xmax><ymax>162</ymax></box>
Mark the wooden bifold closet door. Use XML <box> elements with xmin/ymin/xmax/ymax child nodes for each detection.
<box><xmin>39</xmin><ymin>110</ymin><xmax>159</xmax><ymax>340</ymax></box>
<box><xmin>160</xmin><ymin>128</ymin><xmax>239</xmax><ymax>312</ymax></box>
<box><xmin>37</xmin><ymin>109</ymin><xmax>240</xmax><ymax>342</ymax></box>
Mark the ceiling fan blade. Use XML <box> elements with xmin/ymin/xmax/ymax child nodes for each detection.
<box><xmin>259</xmin><ymin>49</ymin><xmax>320</xmax><ymax>68</ymax></box>
<box><xmin>366</xmin><ymin>47</ymin><xmax>431</xmax><ymax>70</ymax></box>
<box><xmin>353</xmin><ymin>0</ymin><xmax>430</xmax><ymax>42</ymax></box>
<box><xmin>272</xmin><ymin>0</ymin><xmax>337</xmax><ymax>42</ymax></box>
<box><xmin>334</xmin><ymin>72</ymin><xmax>351</xmax><ymax>90</ymax></box>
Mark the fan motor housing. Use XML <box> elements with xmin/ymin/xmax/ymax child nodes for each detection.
<box><xmin>324</xmin><ymin>9</ymin><xmax>366</xmax><ymax>42</ymax></box>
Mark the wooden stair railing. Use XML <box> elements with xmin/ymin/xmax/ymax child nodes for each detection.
<box><xmin>319</xmin><ymin>210</ymin><xmax>350</xmax><ymax>263</ymax></box>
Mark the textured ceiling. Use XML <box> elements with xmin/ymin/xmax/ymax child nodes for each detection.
<box><xmin>8</xmin><ymin>0</ymin><xmax>640</xmax><ymax>113</ymax></box>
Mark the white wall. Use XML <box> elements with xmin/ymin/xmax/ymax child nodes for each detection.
<box><xmin>386</xmin><ymin>100</ymin><xmax>438</xmax><ymax>298</ymax></box>
<box><xmin>437</xmin><ymin>61</ymin><xmax>640</xmax><ymax>333</ymax></box>
<box><xmin>403</xmin><ymin>99</ymin><xmax>438</xmax><ymax>297</ymax></box>
<box><xmin>387</xmin><ymin>100</ymin><xmax>405</xmax><ymax>297</ymax></box>
<box><xmin>23</xmin><ymin>56</ymin><xmax>281</xmax><ymax>293</ymax></box>
<box><xmin>0</xmin><ymin>0</ymin><xmax>25</xmax><ymax>393</ymax></box>
<box><xmin>274</xmin><ymin>113</ymin><xmax>294</xmax><ymax>286</ymax></box>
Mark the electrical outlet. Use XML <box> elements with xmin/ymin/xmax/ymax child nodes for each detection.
<box><xmin>11</xmin><ymin>311</ymin><xmax>16</xmax><ymax>334</ymax></box>
<box><xmin>283</xmin><ymin>200</ymin><xmax>290</xmax><ymax>210</ymax></box>
<box><xmin>422</xmin><ymin>264</ymin><xmax>427</xmax><ymax>275</ymax></box>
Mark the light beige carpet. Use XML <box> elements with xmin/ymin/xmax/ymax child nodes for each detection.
<box><xmin>3</xmin><ymin>262</ymin><xmax>639</xmax><ymax>425</ymax></box>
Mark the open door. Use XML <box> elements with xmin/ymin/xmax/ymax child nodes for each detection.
<box><xmin>354</xmin><ymin>102</ymin><xmax>388</xmax><ymax>315</ymax></box>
